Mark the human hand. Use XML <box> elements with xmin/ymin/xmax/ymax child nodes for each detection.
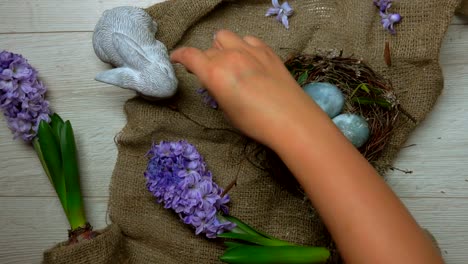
<box><xmin>171</xmin><ymin>30</ymin><xmax>325</xmax><ymax>147</ymax></box>
<box><xmin>173</xmin><ymin>31</ymin><xmax>444</xmax><ymax>264</ymax></box>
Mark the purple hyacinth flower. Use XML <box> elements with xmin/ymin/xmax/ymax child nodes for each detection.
<box><xmin>144</xmin><ymin>141</ymin><xmax>236</xmax><ymax>238</ymax></box>
<box><xmin>373</xmin><ymin>0</ymin><xmax>392</xmax><ymax>12</ymax></box>
<box><xmin>374</xmin><ymin>0</ymin><xmax>402</xmax><ymax>35</ymax></box>
<box><xmin>265</xmin><ymin>0</ymin><xmax>294</xmax><ymax>29</ymax></box>
<box><xmin>197</xmin><ymin>88</ymin><xmax>218</xmax><ymax>109</ymax></box>
<box><xmin>380</xmin><ymin>12</ymin><xmax>402</xmax><ymax>35</ymax></box>
<box><xmin>0</xmin><ymin>51</ymin><xmax>51</xmax><ymax>142</ymax></box>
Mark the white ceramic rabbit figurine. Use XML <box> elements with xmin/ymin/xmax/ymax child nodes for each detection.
<box><xmin>93</xmin><ymin>6</ymin><xmax>178</xmax><ymax>98</ymax></box>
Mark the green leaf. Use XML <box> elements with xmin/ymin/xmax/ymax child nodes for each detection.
<box><xmin>222</xmin><ymin>215</ymin><xmax>277</xmax><ymax>240</ymax></box>
<box><xmin>358</xmin><ymin>83</ymin><xmax>370</xmax><ymax>94</ymax></box>
<box><xmin>33</xmin><ymin>138</ymin><xmax>53</xmax><ymax>185</ymax></box>
<box><xmin>218</xmin><ymin>232</ymin><xmax>293</xmax><ymax>247</ymax></box>
<box><xmin>224</xmin><ymin>242</ymin><xmax>245</xmax><ymax>250</ymax></box>
<box><xmin>350</xmin><ymin>83</ymin><xmax>370</xmax><ymax>98</ymax></box>
<box><xmin>60</xmin><ymin>120</ymin><xmax>87</xmax><ymax>230</ymax></box>
<box><xmin>352</xmin><ymin>97</ymin><xmax>392</xmax><ymax>109</ymax></box>
<box><xmin>297</xmin><ymin>71</ymin><xmax>308</xmax><ymax>85</ymax></box>
<box><xmin>50</xmin><ymin>113</ymin><xmax>65</xmax><ymax>141</ymax></box>
<box><xmin>38</xmin><ymin>120</ymin><xmax>67</xmax><ymax>212</ymax></box>
<box><xmin>220</xmin><ymin>245</ymin><xmax>330</xmax><ymax>264</ymax></box>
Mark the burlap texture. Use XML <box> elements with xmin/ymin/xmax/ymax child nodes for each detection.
<box><xmin>43</xmin><ymin>224</ymin><xmax>123</xmax><ymax>263</ymax></box>
<box><xmin>43</xmin><ymin>0</ymin><xmax>464</xmax><ymax>263</ymax></box>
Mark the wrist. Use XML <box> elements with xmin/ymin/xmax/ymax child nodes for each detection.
<box><xmin>267</xmin><ymin>103</ymin><xmax>335</xmax><ymax>156</ymax></box>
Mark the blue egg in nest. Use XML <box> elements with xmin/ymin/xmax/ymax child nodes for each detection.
<box><xmin>332</xmin><ymin>114</ymin><xmax>370</xmax><ymax>148</ymax></box>
<box><xmin>303</xmin><ymin>82</ymin><xmax>345</xmax><ymax>118</ymax></box>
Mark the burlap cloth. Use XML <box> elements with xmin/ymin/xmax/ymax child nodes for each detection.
<box><xmin>43</xmin><ymin>0</ymin><xmax>468</xmax><ymax>263</ymax></box>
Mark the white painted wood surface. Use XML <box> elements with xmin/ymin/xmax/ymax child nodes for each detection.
<box><xmin>0</xmin><ymin>1</ymin><xmax>467</xmax><ymax>263</ymax></box>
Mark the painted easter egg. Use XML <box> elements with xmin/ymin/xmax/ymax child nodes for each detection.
<box><xmin>332</xmin><ymin>114</ymin><xmax>370</xmax><ymax>148</ymax></box>
<box><xmin>303</xmin><ymin>82</ymin><xmax>345</xmax><ymax>118</ymax></box>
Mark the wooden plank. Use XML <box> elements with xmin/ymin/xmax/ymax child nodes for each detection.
<box><xmin>0</xmin><ymin>197</ymin><xmax>466</xmax><ymax>263</ymax></box>
<box><xmin>387</xmin><ymin>64</ymin><xmax>468</xmax><ymax>198</ymax></box>
<box><xmin>401</xmin><ymin>197</ymin><xmax>468</xmax><ymax>264</ymax></box>
<box><xmin>0</xmin><ymin>197</ymin><xmax>108</xmax><ymax>264</ymax></box>
<box><xmin>440</xmin><ymin>25</ymin><xmax>468</xmax><ymax>65</ymax></box>
<box><xmin>0</xmin><ymin>0</ymin><xmax>162</xmax><ymax>33</ymax></box>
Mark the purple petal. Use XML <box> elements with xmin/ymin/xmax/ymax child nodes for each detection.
<box><xmin>265</xmin><ymin>7</ymin><xmax>280</xmax><ymax>17</ymax></box>
<box><xmin>386</xmin><ymin>2</ymin><xmax>392</xmax><ymax>10</ymax></box>
<box><xmin>389</xmin><ymin>13</ymin><xmax>402</xmax><ymax>23</ymax></box>
<box><xmin>274</xmin><ymin>13</ymin><xmax>282</xmax><ymax>22</ymax></box>
<box><xmin>272</xmin><ymin>0</ymin><xmax>280</xmax><ymax>8</ymax></box>
<box><xmin>11</xmin><ymin>62</ymin><xmax>33</xmax><ymax>79</ymax></box>
<box><xmin>0</xmin><ymin>51</ymin><xmax>51</xmax><ymax>142</ymax></box>
<box><xmin>145</xmin><ymin>141</ymin><xmax>235</xmax><ymax>238</ymax></box>
<box><xmin>280</xmin><ymin>2</ymin><xmax>293</xmax><ymax>16</ymax></box>
<box><xmin>0</xmin><ymin>69</ymin><xmax>13</xmax><ymax>80</ymax></box>
<box><xmin>281</xmin><ymin>14</ymin><xmax>290</xmax><ymax>29</ymax></box>
<box><xmin>0</xmin><ymin>79</ymin><xmax>15</xmax><ymax>91</ymax></box>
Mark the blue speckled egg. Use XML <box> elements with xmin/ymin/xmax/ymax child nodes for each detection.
<box><xmin>332</xmin><ymin>114</ymin><xmax>370</xmax><ymax>148</ymax></box>
<box><xmin>303</xmin><ymin>82</ymin><xmax>345</xmax><ymax>118</ymax></box>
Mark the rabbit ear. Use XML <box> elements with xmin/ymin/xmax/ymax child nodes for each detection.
<box><xmin>95</xmin><ymin>67</ymin><xmax>137</xmax><ymax>89</ymax></box>
<box><xmin>112</xmin><ymin>32</ymin><xmax>151</xmax><ymax>69</ymax></box>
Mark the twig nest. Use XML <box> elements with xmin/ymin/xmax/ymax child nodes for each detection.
<box><xmin>303</xmin><ymin>82</ymin><xmax>344</xmax><ymax>118</ymax></box>
<box><xmin>333</xmin><ymin>114</ymin><xmax>370</xmax><ymax>148</ymax></box>
<box><xmin>284</xmin><ymin>50</ymin><xmax>400</xmax><ymax>162</ymax></box>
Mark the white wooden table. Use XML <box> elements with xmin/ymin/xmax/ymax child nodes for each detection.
<box><xmin>0</xmin><ymin>1</ymin><xmax>467</xmax><ymax>263</ymax></box>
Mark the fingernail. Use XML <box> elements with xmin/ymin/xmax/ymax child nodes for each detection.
<box><xmin>213</xmin><ymin>39</ymin><xmax>222</xmax><ymax>49</ymax></box>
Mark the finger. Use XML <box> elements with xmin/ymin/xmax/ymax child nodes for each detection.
<box><xmin>243</xmin><ymin>35</ymin><xmax>268</xmax><ymax>48</ymax></box>
<box><xmin>215</xmin><ymin>30</ymin><xmax>250</xmax><ymax>50</ymax></box>
<box><xmin>170</xmin><ymin>47</ymin><xmax>210</xmax><ymax>77</ymax></box>
<box><xmin>205</xmin><ymin>48</ymin><xmax>220</xmax><ymax>59</ymax></box>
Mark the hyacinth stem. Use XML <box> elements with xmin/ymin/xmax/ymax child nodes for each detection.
<box><xmin>36</xmin><ymin>114</ymin><xmax>87</xmax><ymax>231</ymax></box>
<box><xmin>218</xmin><ymin>215</ymin><xmax>330</xmax><ymax>263</ymax></box>
<box><xmin>222</xmin><ymin>215</ymin><xmax>278</xmax><ymax>241</ymax></box>
<box><xmin>220</xmin><ymin>245</ymin><xmax>330</xmax><ymax>264</ymax></box>
<box><xmin>218</xmin><ymin>215</ymin><xmax>295</xmax><ymax>246</ymax></box>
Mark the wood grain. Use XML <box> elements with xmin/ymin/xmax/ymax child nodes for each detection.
<box><xmin>0</xmin><ymin>0</ymin><xmax>162</xmax><ymax>33</ymax></box>
<box><xmin>440</xmin><ymin>25</ymin><xmax>468</xmax><ymax>65</ymax></box>
<box><xmin>0</xmin><ymin>197</ymin><xmax>108</xmax><ymax>264</ymax></box>
<box><xmin>401</xmin><ymin>198</ymin><xmax>468</xmax><ymax>264</ymax></box>
<box><xmin>387</xmin><ymin>64</ymin><xmax>468</xmax><ymax>198</ymax></box>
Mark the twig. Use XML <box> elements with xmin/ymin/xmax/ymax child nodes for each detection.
<box><xmin>390</xmin><ymin>166</ymin><xmax>413</xmax><ymax>174</ymax></box>
<box><xmin>221</xmin><ymin>161</ymin><xmax>242</xmax><ymax>197</ymax></box>
<box><xmin>398</xmin><ymin>105</ymin><xmax>417</xmax><ymax>123</ymax></box>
